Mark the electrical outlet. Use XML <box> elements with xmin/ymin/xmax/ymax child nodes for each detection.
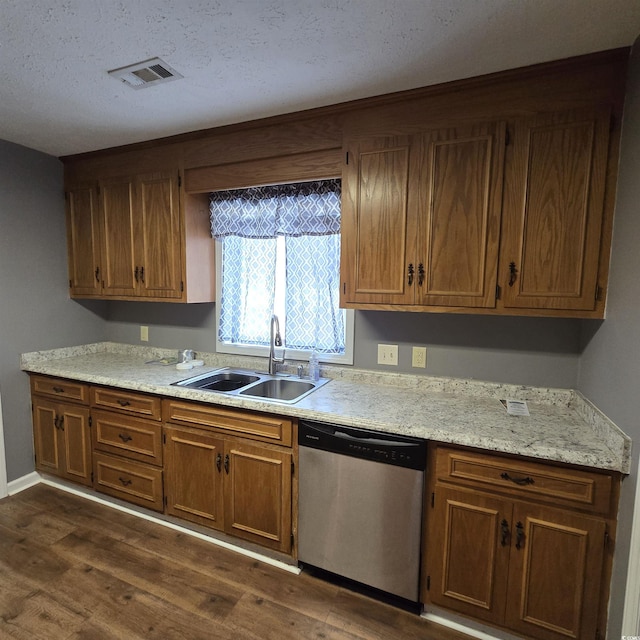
<box><xmin>412</xmin><ymin>346</ymin><xmax>427</xmax><ymax>368</ymax></box>
<box><xmin>377</xmin><ymin>344</ymin><xmax>398</xmax><ymax>366</ymax></box>
<box><xmin>140</xmin><ymin>325</ymin><xmax>149</xmax><ymax>342</ymax></box>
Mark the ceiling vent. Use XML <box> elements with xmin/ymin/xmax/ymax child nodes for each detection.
<box><xmin>108</xmin><ymin>57</ymin><xmax>183</xmax><ymax>89</ymax></box>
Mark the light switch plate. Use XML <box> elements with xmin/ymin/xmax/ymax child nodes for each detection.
<box><xmin>377</xmin><ymin>344</ymin><xmax>398</xmax><ymax>365</ymax></box>
<box><xmin>140</xmin><ymin>325</ymin><xmax>149</xmax><ymax>342</ymax></box>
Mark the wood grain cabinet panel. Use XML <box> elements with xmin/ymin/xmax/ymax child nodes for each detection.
<box><xmin>341</xmin><ymin>122</ymin><xmax>505</xmax><ymax>310</ymax></box>
<box><xmin>66</xmin><ymin>184</ymin><xmax>102</xmax><ymax>296</ymax></box>
<box><xmin>423</xmin><ymin>444</ymin><xmax>618</xmax><ymax>640</ymax></box>
<box><xmin>32</xmin><ymin>396</ymin><xmax>92</xmax><ymax>487</ymax></box>
<box><xmin>500</xmin><ymin>108</ymin><xmax>611</xmax><ymax>312</ymax></box>
<box><xmin>93</xmin><ymin>451</ymin><xmax>163</xmax><ymax>512</ymax></box>
<box><xmin>163</xmin><ymin>424</ymin><xmax>225</xmax><ymax>530</ymax></box>
<box><xmin>91</xmin><ymin>387</ymin><xmax>162</xmax><ymax>421</ymax></box>
<box><xmin>224</xmin><ymin>441</ymin><xmax>292</xmax><ymax>553</ymax></box>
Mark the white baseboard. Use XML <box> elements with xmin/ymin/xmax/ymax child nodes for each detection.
<box><xmin>9</xmin><ymin>474</ymin><xmax>300</xmax><ymax>576</ymax></box>
<box><xmin>421</xmin><ymin>608</ymin><xmax>521</xmax><ymax>640</ymax></box>
<box><xmin>7</xmin><ymin>471</ymin><xmax>41</xmax><ymax>496</ymax></box>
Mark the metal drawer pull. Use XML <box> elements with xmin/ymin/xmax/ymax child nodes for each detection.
<box><xmin>500</xmin><ymin>472</ymin><xmax>534</xmax><ymax>486</ymax></box>
<box><xmin>118</xmin><ymin>433</ymin><xmax>132</xmax><ymax>443</ymax></box>
<box><xmin>53</xmin><ymin>386</ymin><xmax>64</xmax><ymax>393</ymax></box>
<box><xmin>117</xmin><ymin>399</ymin><xmax>131</xmax><ymax>407</ymax></box>
<box><xmin>118</xmin><ymin>477</ymin><xmax>132</xmax><ymax>487</ymax></box>
<box><xmin>407</xmin><ymin>263</ymin><xmax>414</xmax><ymax>286</ymax></box>
<box><xmin>500</xmin><ymin>518</ymin><xmax>510</xmax><ymax>546</ymax></box>
<box><xmin>515</xmin><ymin>521</ymin><xmax>525</xmax><ymax>550</ymax></box>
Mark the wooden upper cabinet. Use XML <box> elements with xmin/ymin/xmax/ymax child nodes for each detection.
<box><xmin>416</xmin><ymin>122</ymin><xmax>505</xmax><ymax>308</ymax></box>
<box><xmin>341</xmin><ymin>122</ymin><xmax>505</xmax><ymax>309</ymax></box>
<box><xmin>66</xmin><ymin>170</ymin><xmax>197</xmax><ymax>301</ymax></box>
<box><xmin>500</xmin><ymin>108</ymin><xmax>611</xmax><ymax>312</ymax></box>
<box><xmin>341</xmin><ymin>135</ymin><xmax>415</xmax><ymax>305</ymax></box>
<box><xmin>66</xmin><ymin>184</ymin><xmax>102</xmax><ymax>296</ymax></box>
<box><xmin>135</xmin><ymin>172</ymin><xmax>182</xmax><ymax>298</ymax></box>
<box><xmin>99</xmin><ymin>176</ymin><xmax>137</xmax><ymax>296</ymax></box>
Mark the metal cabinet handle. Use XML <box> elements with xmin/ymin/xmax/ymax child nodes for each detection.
<box><xmin>118</xmin><ymin>477</ymin><xmax>132</xmax><ymax>487</ymax></box>
<box><xmin>95</xmin><ymin>266</ymin><xmax>100</xmax><ymax>282</ymax></box>
<box><xmin>117</xmin><ymin>399</ymin><xmax>131</xmax><ymax>407</ymax></box>
<box><xmin>53</xmin><ymin>386</ymin><xmax>64</xmax><ymax>393</ymax></box>
<box><xmin>134</xmin><ymin>266</ymin><xmax>139</xmax><ymax>283</ymax></box>
<box><xmin>407</xmin><ymin>263</ymin><xmax>414</xmax><ymax>286</ymax></box>
<box><xmin>515</xmin><ymin>521</ymin><xmax>525</xmax><ymax>550</ymax></box>
<box><xmin>140</xmin><ymin>266</ymin><xmax>145</xmax><ymax>283</ymax></box>
<box><xmin>58</xmin><ymin>416</ymin><xmax>64</xmax><ymax>431</ymax></box>
<box><xmin>508</xmin><ymin>262</ymin><xmax>518</xmax><ymax>287</ymax></box>
<box><xmin>54</xmin><ymin>415</ymin><xmax>60</xmax><ymax>430</ymax></box>
<box><xmin>118</xmin><ymin>433</ymin><xmax>132</xmax><ymax>443</ymax></box>
<box><xmin>501</xmin><ymin>472</ymin><xmax>534</xmax><ymax>486</ymax></box>
<box><xmin>216</xmin><ymin>452</ymin><xmax>222</xmax><ymax>472</ymax></box>
<box><xmin>500</xmin><ymin>518</ymin><xmax>510</xmax><ymax>547</ymax></box>
<box><xmin>224</xmin><ymin>454</ymin><xmax>230</xmax><ymax>474</ymax></box>
<box><xmin>418</xmin><ymin>263</ymin><xmax>425</xmax><ymax>286</ymax></box>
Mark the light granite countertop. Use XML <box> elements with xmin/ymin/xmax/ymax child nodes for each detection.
<box><xmin>21</xmin><ymin>342</ymin><xmax>631</xmax><ymax>474</ymax></box>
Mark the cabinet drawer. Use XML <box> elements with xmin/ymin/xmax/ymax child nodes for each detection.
<box><xmin>435</xmin><ymin>446</ymin><xmax>614</xmax><ymax>515</ymax></box>
<box><xmin>162</xmin><ymin>400</ymin><xmax>293</xmax><ymax>446</ymax></box>
<box><xmin>91</xmin><ymin>387</ymin><xmax>162</xmax><ymax>420</ymax></box>
<box><xmin>93</xmin><ymin>410</ymin><xmax>162</xmax><ymax>465</ymax></box>
<box><xmin>93</xmin><ymin>452</ymin><xmax>163</xmax><ymax>512</ymax></box>
<box><xmin>30</xmin><ymin>375</ymin><xmax>89</xmax><ymax>404</ymax></box>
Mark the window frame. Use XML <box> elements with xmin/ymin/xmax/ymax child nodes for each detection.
<box><xmin>214</xmin><ymin>238</ymin><xmax>354</xmax><ymax>365</ymax></box>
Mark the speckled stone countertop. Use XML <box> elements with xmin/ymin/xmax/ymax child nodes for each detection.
<box><xmin>21</xmin><ymin>342</ymin><xmax>631</xmax><ymax>474</ymax></box>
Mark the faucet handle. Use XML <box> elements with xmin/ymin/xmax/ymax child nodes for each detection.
<box><xmin>297</xmin><ymin>365</ymin><xmax>304</xmax><ymax>378</ymax></box>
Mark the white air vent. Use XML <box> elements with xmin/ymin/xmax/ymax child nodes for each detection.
<box><xmin>108</xmin><ymin>57</ymin><xmax>183</xmax><ymax>89</ymax></box>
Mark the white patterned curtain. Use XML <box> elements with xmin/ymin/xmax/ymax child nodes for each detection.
<box><xmin>210</xmin><ymin>180</ymin><xmax>344</xmax><ymax>353</ymax></box>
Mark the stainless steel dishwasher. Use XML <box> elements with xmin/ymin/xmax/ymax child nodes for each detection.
<box><xmin>297</xmin><ymin>420</ymin><xmax>427</xmax><ymax>602</ymax></box>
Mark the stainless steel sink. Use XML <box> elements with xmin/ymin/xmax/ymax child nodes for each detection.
<box><xmin>240</xmin><ymin>378</ymin><xmax>316</xmax><ymax>402</ymax></box>
<box><xmin>177</xmin><ymin>370</ymin><xmax>260</xmax><ymax>392</ymax></box>
<box><xmin>172</xmin><ymin>367</ymin><xmax>329</xmax><ymax>404</ymax></box>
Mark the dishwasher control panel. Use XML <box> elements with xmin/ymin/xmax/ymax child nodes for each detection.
<box><xmin>299</xmin><ymin>420</ymin><xmax>427</xmax><ymax>470</ymax></box>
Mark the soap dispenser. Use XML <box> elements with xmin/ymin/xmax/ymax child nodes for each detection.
<box><xmin>308</xmin><ymin>350</ymin><xmax>320</xmax><ymax>382</ymax></box>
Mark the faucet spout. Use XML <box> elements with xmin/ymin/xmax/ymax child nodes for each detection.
<box><xmin>268</xmin><ymin>314</ymin><xmax>285</xmax><ymax>374</ymax></box>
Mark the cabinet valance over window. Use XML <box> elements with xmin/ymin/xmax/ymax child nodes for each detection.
<box><xmin>209</xmin><ymin>179</ymin><xmax>341</xmax><ymax>239</ymax></box>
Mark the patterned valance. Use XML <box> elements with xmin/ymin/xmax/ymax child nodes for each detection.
<box><xmin>210</xmin><ymin>179</ymin><xmax>341</xmax><ymax>239</ymax></box>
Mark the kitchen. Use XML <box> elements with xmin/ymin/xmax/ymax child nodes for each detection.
<box><xmin>2</xmin><ymin>2</ymin><xmax>640</xmax><ymax>639</ymax></box>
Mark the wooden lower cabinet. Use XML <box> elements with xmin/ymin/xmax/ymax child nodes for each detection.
<box><xmin>32</xmin><ymin>396</ymin><xmax>92</xmax><ymax>486</ymax></box>
<box><xmin>424</xmin><ymin>445</ymin><xmax>617</xmax><ymax>640</ymax></box>
<box><xmin>163</xmin><ymin>424</ymin><xmax>293</xmax><ymax>554</ymax></box>
<box><xmin>93</xmin><ymin>451</ymin><xmax>164</xmax><ymax>512</ymax></box>
<box><xmin>163</xmin><ymin>424</ymin><xmax>225</xmax><ymax>530</ymax></box>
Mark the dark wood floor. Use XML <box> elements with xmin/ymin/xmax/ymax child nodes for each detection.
<box><xmin>0</xmin><ymin>484</ymin><xmax>474</xmax><ymax>640</ymax></box>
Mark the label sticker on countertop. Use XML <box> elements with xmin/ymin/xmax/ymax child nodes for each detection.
<box><xmin>500</xmin><ymin>399</ymin><xmax>530</xmax><ymax>416</ymax></box>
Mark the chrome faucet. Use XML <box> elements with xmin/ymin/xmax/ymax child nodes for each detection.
<box><xmin>268</xmin><ymin>314</ymin><xmax>285</xmax><ymax>374</ymax></box>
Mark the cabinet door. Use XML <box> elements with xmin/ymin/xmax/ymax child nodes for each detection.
<box><xmin>135</xmin><ymin>172</ymin><xmax>183</xmax><ymax>298</ymax></box>
<box><xmin>416</xmin><ymin>122</ymin><xmax>505</xmax><ymax>308</ymax></box>
<box><xmin>341</xmin><ymin>135</ymin><xmax>417</xmax><ymax>305</ymax></box>
<box><xmin>33</xmin><ymin>398</ymin><xmax>61</xmax><ymax>475</ymax></box>
<box><xmin>32</xmin><ymin>398</ymin><xmax>91</xmax><ymax>486</ymax></box>
<box><xmin>500</xmin><ymin>108</ymin><xmax>611</xmax><ymax>311</ymax></box>
<box><xmin>426</xmin><ymin>486</ymin><xmax>511</xmax><ymax>625</ymax></box>
<box><xmin>66</xmin><ymin>184</ymin><xmax>102</xmax><ymax>296</ymax></box>
<box><xmin>163</xmin><ymin>425</ymin><xmax>225</xmax><ymax>530</ymax></box>
<box><xmin>99</xmin><ymin>176</ymin><xmax>137</xmax><ymax>296</ymax></box>
<box><xmin>505</xmin><ymin>503</ymin><xmax>605</xmax><ymax>640</ymax></box>
<box><xmin>224</xmin><ymin>440</ymin><xmax>292</xmax><ymax>553</ymax></box>
<box><xmin>58</xmin><ymin>403</ymin><xmax>92</xmax><ymax>486</ymax></box>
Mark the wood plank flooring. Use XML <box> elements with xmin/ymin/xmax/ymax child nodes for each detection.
<box><xmin>0</xmin><ymin>485</ymin><xmax>474</xmax><ymax>640</ymax></box>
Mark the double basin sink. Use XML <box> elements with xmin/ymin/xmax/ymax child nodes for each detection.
<box><xmin>172</xmin><ymin>367</ymin><xmax>330</xmax><ymax>404</ymax></box>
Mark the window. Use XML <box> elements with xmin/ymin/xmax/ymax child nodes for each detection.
<box><xmin>210</xmin><ymin>180</ymin><xmax>353</xmax><ymax>364</ymax></box>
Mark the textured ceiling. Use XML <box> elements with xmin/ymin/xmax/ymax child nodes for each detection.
<box><xmin>1</xmin><ymin>0</ymin><xmax>640</xmax><ymax>158</ymax></box>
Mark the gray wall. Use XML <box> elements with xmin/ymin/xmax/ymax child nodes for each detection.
<box><xmin>0</xmin><ymin>140</ymin><xmax>106</xmax><ymax>482</ymax></box>
<box><xmin>106</xmin><ymin>303</ymin><xmax>583</xmax><ymax>388</ymax></box>
<box><xmin>577</xmin><ymin>37</ymin><xmax>640</xmax><ymax>639</ymax></box>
